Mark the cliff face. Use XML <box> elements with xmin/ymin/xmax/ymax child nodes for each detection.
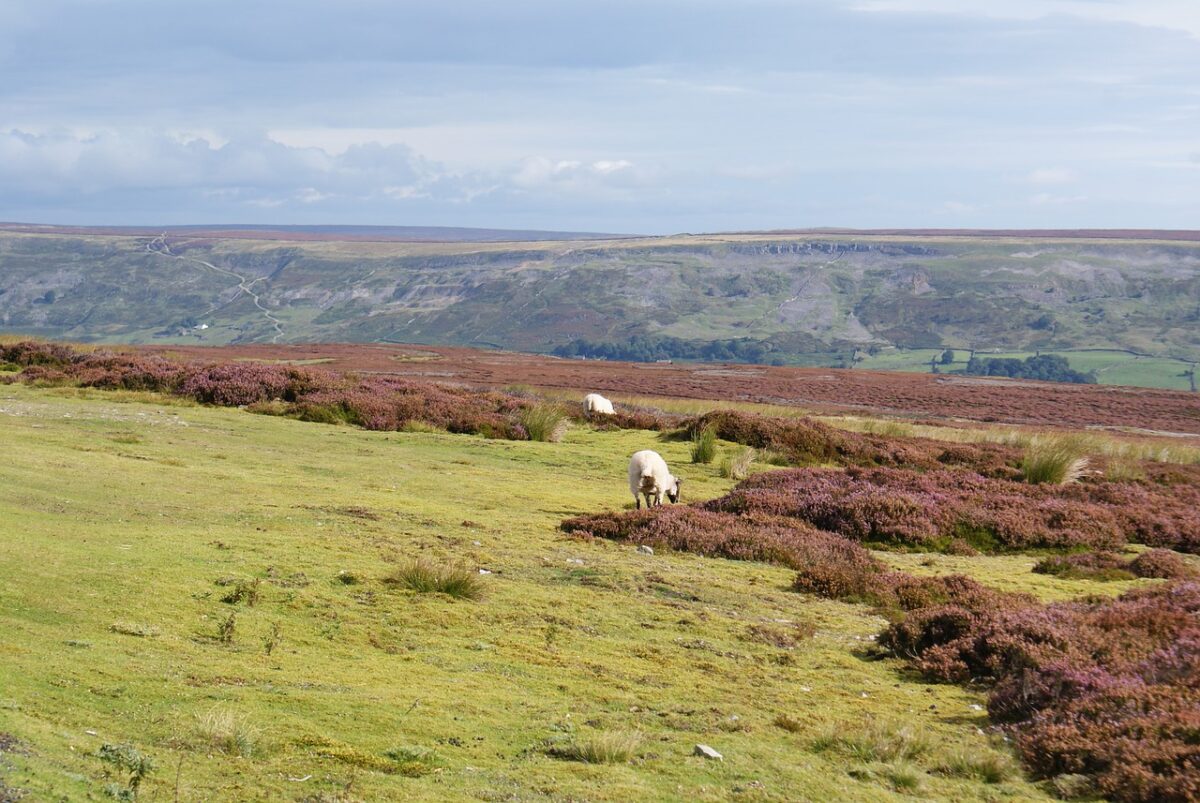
<box><xmin>1</xmin><ymin>231</ymin><xmax>1198</xmax><ymax>364</ymax></box>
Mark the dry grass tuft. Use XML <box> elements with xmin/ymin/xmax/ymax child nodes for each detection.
<box><xmin>518</xmin><ymin>403</ymin><xmax>570</xmax><ymax>442</ymax></box>
<box><xmin>384</xmin><ymin>560</ymin><xmax>485</xmax><ymax>600</ymax></box>
<box><xmin>719</xmin><ymin>446</ymin><xmax>757</xmax><ymax>479</ymax></box>
<box><xmin>1021</xmin><ymin>437</ymin><xmax>1090</xmax><ymax>484</ymax></box>
<box><xmin>195</xmin><ymin>708</ymin><xmax>261</xmax><ymax>758</ymax></box>
<box><xmin>545</xmin><ymin>731</ymin><xmax>641</xmax><ymax>764</ymax></box>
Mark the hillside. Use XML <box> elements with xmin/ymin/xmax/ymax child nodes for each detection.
<box><xmin>2</xmin><ymin>227</ymin><xmax>1199</xmax><ymax>387</ymax></box>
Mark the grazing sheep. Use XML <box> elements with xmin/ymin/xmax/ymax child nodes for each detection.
<box><xmin>584</xmin><ymin>393</ymin><xmax>615</xmax><ymax>415</ymax></box>
<box><xmin>628</xmin><ymin>450</ymin><xmax>682</xmax><ymax>509</ymax></box>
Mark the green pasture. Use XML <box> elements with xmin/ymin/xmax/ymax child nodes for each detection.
<box><xmin>855</xmin><ymin>347</ymin><xmax>1196</xmax><ymax>391</ymax></box>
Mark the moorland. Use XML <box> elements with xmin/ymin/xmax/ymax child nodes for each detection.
<box><xmin>1</xmin><ymin>338</ymin><xmax>1198</xmax><ymax>801</ymax></box>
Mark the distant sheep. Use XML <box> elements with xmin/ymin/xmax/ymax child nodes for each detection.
<box><xmin>584</xmin><ymin>393</ymin><xmax>615</xmax><ymax>415</ymax></box>
<box><xmin>628</xmin><ymin>450</ymin><xmax>682</xmax><ymax>509</ymax></box>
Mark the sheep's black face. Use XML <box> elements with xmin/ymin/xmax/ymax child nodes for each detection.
<box><xmin>667</xmin><ymin>480</ymin><xmax>681</xmax><ymax>504</ymax></box>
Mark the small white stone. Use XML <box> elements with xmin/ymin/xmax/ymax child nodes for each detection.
<box><xmin>637</xmin><ymin>544</ymin><xmax>654</xmax><ymax>555</ymax></box>
<box><xmin>478</xmin><ymin>569</ymin><xmax>492</xmax><ymax>575</ymax></box>
<box><xmin>694</xmin><ymin>744</ymin><xmax>723</xmax><ymax>761</ymax></box>
<box><xmin>969</xmin><ymin>704</ymin><xmax>983</xmax><ymax>711</ymax></box>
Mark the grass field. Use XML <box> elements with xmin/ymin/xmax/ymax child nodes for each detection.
<box><xmin>855</xmin><ymin>348</ymin><xmax>1197</xmax><ymax>391</ymax></box>
<box><xmin>0</xmin><ymin>383</ymin><xmax>1107</xmax><ymax>801</ymax></box>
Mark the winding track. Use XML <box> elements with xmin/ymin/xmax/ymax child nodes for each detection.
<box><xmin>146</xmin><ymin>234</ymin><xmax>285</xmax><ymax>342</ymax></box>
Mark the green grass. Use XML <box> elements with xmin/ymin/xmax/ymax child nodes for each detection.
<box><xmin>0</xmin><ymin>383</ymin><xmax>1067</xmax><ymax>801</ymax></box>
<box><xmin>690</xmin><ymin>425</ymin><xmax>717</xmax><ymax>463</ymax></box>
<box><xmin>857</xmin><ymin>347</ymin><xmax>1197</xmax><ymax>391</ymax></box>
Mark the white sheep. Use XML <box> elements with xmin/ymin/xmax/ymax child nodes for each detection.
<box><xmin>584</xmin><ymin>392</ymin><xmax>615</xmax><ymax>416</ymax></box>
<box><xmin>628</xmin><ymin>450</ymin><xmax>682</xmax><ymax>509</ymax></box>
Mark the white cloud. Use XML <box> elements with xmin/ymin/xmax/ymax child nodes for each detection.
<box><xmin>0</xmin><ymin>128</ymin><xmax>452</xmax><ymax>203</ymax></box>
<box><xmin>510</xmin><ymin>156</ymin><xmax>642</xmax><ymax>193</ymax></box>
<box><xmin>1026</xmin><ymin>167</ymin><xmax>1076</xmax><ymax>185</ymax></box>
<box><xmin>1030</xmin><ymin>192</ymin><xmax>1089</xmax><ymax>206</ymax></box>
<box><xmin>847</xmin><ymin>0</ymin><xmax>1200</xmax><ymax>40</ymax></box>
<box><xmin>592</xmin><ymin>160</ymin><xmax>633</xmax><ymax>174</ymax></box>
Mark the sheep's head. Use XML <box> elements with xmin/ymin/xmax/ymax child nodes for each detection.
<box><xmin>667</xmin><ymin>477</ymin><xmax>682</xmax><ymax>504</ymax></box>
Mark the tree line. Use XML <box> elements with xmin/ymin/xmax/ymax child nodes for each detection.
<box><xmin>964</xmin><ymin>354</ymin><xmax>1096</xmax><ymax>384</ymax></box>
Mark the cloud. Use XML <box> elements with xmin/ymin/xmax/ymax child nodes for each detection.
<box><xmin>0</xmin><ymin>128</ymin><xmax>451</xmax><ymax>204</ymax></box>
<box><xmin>1026</xmin><ymin>168</ymin><xmax>1076</xmax><ymax>185</ymax></box>
<box><xmin>1030</xmin><ymin>192</ymin><xmax>1090</xmax><ymax>206</ymax></box>
<box><xmin>847</xmin><ymin>0</ymin><xmax>1200</xmax><ymax>40</ymax></box>
<box><xmin>511</xmin><ymin>157</ymin><xmax>642</xmax><ymax>194</ymax></box>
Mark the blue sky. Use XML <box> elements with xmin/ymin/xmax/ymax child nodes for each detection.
<box><xmin>2</xmin><ymin>0</ymin><xmax>1198</xmax><ymax>232</ymax></box>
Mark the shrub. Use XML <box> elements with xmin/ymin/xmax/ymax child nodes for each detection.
<box><xmin>597</xmin><ymin>409</ymin><xmax>677</xmax><ymax>431</ymax></box>
<box><xmin>384</xmin><ymin>561</ymin><xmax>485</xmax><ymax>600</ymax></box>
<box><xmin>1033</xmin><ymin>549</ymin><xmax>1197</xmax><ymax>581</ymax></box>
<box><xmin>563</xmin><ymin>506</ymin><xmax>881</xmax><ymax>575</ymax></box>
<box><xmin>719</xmin><ymin>447</ymin><xmax>756</xmax><ymax>479</ymax></box>
<box><xmin>97</xmin><ymin>742</ymin><xmax>154</xmax><ymax>800</ymax></box>
<box><xmin>1021</xmin><ymin>438</ymin><xmax>1090</xmax><ymax>484</ymax></box>
<box><xmin>545</xmin><ymin>732</ymin><xmax>641</xmax><ymax>764</ymax></box>
<box><xmin>705</xmin><ymin>467</ymin><xmax>1125</xmax><ymax>552</ymax></box>
<box><xmin>220</xmin><ymin>578</ymin><xmax>261</xmax><ymax>606</ymax></box>
<box><xmin>518</xmin><ymin>403</ymin><xmax>569</xmax><ymax>443</ymax></box>
<box><xmin>879</xmin><ymin>582</ymin><xmax>1200</xmax><ymax>802</ymax></box>
<box><xmin>1128</xmin><ymin>549</ymin><xmax>1198</xmax><ymax>580</ymax></box>
<box><xmin>0</xmin><ymin>340</ymin><xmax>79</xmax><ymax>368</ymax></box>
<box><xmin>690</xmin><ymin>425</ymin><xmax>717</xmax><ymax>463</ymax></box>
<box><xmin>218</xmin><ymin>613</ymin><xmax>236</xmax><ymax>644</ymax></box>
<box><xmin>682</xmin><ymin>409</ymin><xmax>1022</xmax><ymax>475</ymax></box>
<box><xmin>179</xmin><ymin>362</ymin><xmax>312</xmax><ymax>406</ymax></box>
<box><xmin>3</xmin><ymin>343</ymin><xmax>536</xmax><ymax>441</ymax></box>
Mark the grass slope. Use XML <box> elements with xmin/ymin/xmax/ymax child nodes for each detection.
<box><xmin>1</xmin><ymin>385</ymin><xmax>1122</xmax><ymax>800</ymax></box>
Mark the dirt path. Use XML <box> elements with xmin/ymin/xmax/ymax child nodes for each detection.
<box><xmin>146</xmin><ymin>234</ymin><xmax>285</xmax><ymax>343</ymax></box>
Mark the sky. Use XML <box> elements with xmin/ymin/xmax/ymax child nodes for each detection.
<box><xmin>2</xmin><ymin>0</ymin><xmax>1198</xmax><ymax>233</ymax></box>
